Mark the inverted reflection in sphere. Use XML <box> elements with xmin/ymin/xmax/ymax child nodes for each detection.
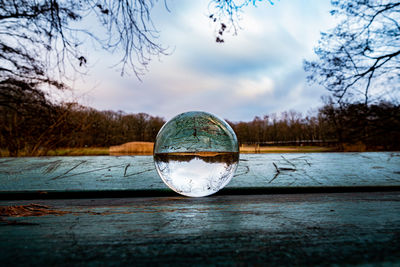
<box><xmin>153</xmin><ymin>111</ymin><xmax>239</xmax><ymax>197</ymax></box>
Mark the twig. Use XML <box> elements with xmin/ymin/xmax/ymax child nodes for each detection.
<box><xmin>272</xmin><ymin>162</ymin><xmax>280</xmax><ymax>173</ymax></box>
<box><xmin>50</xmin><ymin>160</ymin><xmax>87</xmax><ymax>180</ymax></box>
<box><xmin>304</xmin><ymin>159</ymin><xmax>312</xmax><ymax>167</ymax></box>
<box><xmin>273</xmin><ymin>162</ymin><xmax>296</xmax><ymax>172</ymax></box>
<box><xmin>234</xmin><ymin>165</ymin><xmax>250</xmax><ymax>177</ymax></box>
<box><xmin>279</xmin><ymin>167</ymin><xmax>296</xmax><ymax>171</ymax></box>
<box><xmin>281</xmin><ymin>155</ymin><xmax>297</xmax><ymax>168</ymax></box>
<box><xmin>268</xmin><ymin>172</ymin><xmax>280</xmax><ymax>184</ymax></box>
<box><xmin>124</xmin><ymin>163</ymin><xmax>130</xmax><ymax>177</ymax></box>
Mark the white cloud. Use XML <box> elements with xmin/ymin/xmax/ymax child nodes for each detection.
<box><xmin>235</xmin><ymin>77</ymin><xmax>274</xmax><ymax>99</ymax></box>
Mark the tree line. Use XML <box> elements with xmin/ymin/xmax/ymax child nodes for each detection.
<box><xmin>0</xmin><ymin>79</ymin><xmax>165</xmax><ymax>156</ymax></box>
<box><xmin>1</xmin><ymin>79</ymin><xmax>399</xmax><ymax>156</ymax></box>
<box><xmin>228</xmin><ymin>100</ymin><xmax>400</xmax><ymax>151</ymax></box>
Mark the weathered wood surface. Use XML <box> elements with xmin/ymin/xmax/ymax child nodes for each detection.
<box><xmin>1</xmin><ymin>153</ymin><xmax>400</xmax><ymax>265</ymax></box>
<box><xmin>0</xmin><ymin>152</ymin><xmax>399</xmax><ymax>194</ymax></box>
<box><xmin>1</xmin><ymin>192</ymin><xmax>400</xmax><ymax>266</ymax></box>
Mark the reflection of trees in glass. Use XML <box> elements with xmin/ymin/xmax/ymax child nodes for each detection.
<box><xmin>155</xmin><ymin>112</ymin><xmax>238</xmax><ymax>153</ymax></box>
<box><xmin>304</xmin><ymin>0</ymin><xmax>400</xmax><ymax>105</ymax></box>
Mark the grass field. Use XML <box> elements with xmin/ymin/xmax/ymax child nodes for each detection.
<box><xmin>239</xmin><ymin>145</ymin><xmax>336</xmax><ymax>153</ymax></box>
<box><xmin>0</xmin><ymin>147</ymin><xmax>110</xmax><ymax>157</ymax></box>
<box><xmin>57</xmin><ymin>143</ymin><xmax>336</xmax><ymax>156</ymax></box>
<box><xmin>46</xmin><ymin>147</ymin><xmax>110</xmax><ymax>156</ymax></box>
<box><xmin>0</xmin><ymin>142</ymin><xmax>338</xmax><ymax>157</ymax></box>
<box><xmin>109</xmin><ymin>142</ymin><xmax>154</xmax><ymax>155</ymax></box>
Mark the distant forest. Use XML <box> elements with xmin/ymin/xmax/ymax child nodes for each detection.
<box><xmin>1</xmin><ymin>81</ymin><xmax>399</xmax><ymax>156</ymax></box>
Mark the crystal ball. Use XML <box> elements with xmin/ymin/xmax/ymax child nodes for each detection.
<box><xmin>154</xmin><ymin>111</ymin><xmax>239</xmax><ymax>197</ymax></box>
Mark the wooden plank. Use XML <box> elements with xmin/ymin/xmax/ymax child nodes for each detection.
<box><xmin>1</xmin><ymin>192</ymin><xmax>400</xmax><ymax>265</ymax></box>
<box><xmin>0</xmin><ymin>152</ymin><xmax>399</xmax><ymax>194</ymax></box>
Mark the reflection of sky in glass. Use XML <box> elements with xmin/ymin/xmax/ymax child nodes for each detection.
<box><xmin>155</xmin><ymin>156</ymin><xmax>237</xmax><ymax>197</ymax></box>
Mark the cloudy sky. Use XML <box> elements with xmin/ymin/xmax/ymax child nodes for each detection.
<box><xmin>70</xmin><ymin>0</ymin><xmax>337</xmax><ymax>121</ymax></box>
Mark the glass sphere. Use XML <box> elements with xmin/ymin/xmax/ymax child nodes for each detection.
<box><xmin>154</xmin><ymin>111</ymin><xmax>239</xmax><ymax>197</ymax></box>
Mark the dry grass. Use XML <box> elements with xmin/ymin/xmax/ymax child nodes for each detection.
<box><xmin>46</xmin><ymin>147</ymin><xmax>109</xmax><ymax>156</ymax></box>
<box><xmin>0</xmin><ymin>143</ymin><xmax>337</xmax><ymax>157</ymax></box>
<box><xmin>111</xmin><ymin>142</ymin><xmax>336</xmax><ymax>155</ymax></box>
<box><xmin>240</xmin><ymin>145</ymin><xmax>337</xmax><ymax>153</ymax></box>
<box><xmin>0</xmin><ymin>147</ymin><xmax>109</xmax><ymax>157</ymax></box>
<box><xmin>109</xmin><ymin>142</ymin><xmax>153</xmax><ymax>155</ymax></box>
<box><xmin>342</xmin><ymin>142</ymin><xmax>367</xmax><ymax>152</ymax></box>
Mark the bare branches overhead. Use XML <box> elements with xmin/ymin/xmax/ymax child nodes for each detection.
<box><xmin>208</xmin><ymin>0</ymin><xmax>274</xmax><ymax>43</ymax></box>
<box><xmin>304</xmin><ymin>0</ymin><xmax>400</xmax><ymax>105</ymax></box>
<box><xmin>0</xmin><ymin>0</ymin><xmax>279</xmax><ymax>87</ymax></box>
<box><xmin>0</xmin><ymin>0</ymin><xmax>167</xmax><ymax>85</ymax></box>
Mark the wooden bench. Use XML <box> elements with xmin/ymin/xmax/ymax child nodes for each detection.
<box><xmin>1</xmin><ymin>153</ymin><xmax>400</xmax><ymax>265</ymax></box>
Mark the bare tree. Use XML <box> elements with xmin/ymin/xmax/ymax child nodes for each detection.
<box><xmin>304</xmin><ymin>0</ymin><xmax>400</xmax><ymax>105</ymax></box>
<box><xmin>0</xmin><ymin>78</ymin><xmax>59</xmax><ymax>155</ymax></box>
<box><xmin>0</xmin><ymin>0</ymin><xmax>168</xmax><ymax>85</ymax></box>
